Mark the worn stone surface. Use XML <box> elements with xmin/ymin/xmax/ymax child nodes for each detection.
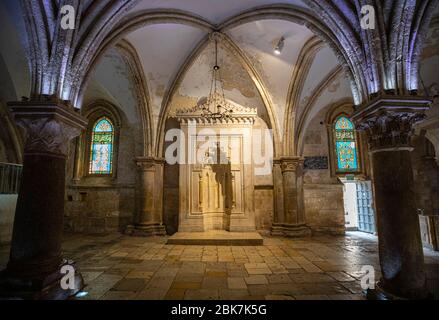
<box><xmin>2</xmin><ymin>232</ymin><xmax>437</xmax><ymax>300</ymax></box>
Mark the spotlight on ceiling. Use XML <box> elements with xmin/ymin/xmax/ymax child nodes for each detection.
<box><xmin>274</xmin><ymin>37</ymin><xmax>285</xmax><ymax>55</ymax></box>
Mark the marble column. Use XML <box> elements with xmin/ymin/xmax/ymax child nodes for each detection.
<box><xmin>0</xmin><ymin>99</ymin><xmax>87</xmax><ymax>299</ymax></box>
<box><xmin>352</xmin><ymin>96</ymin><xmax>431</xmax><ymax>299</ymax></box>
<box><xmin>125</xmin><ymin>157</ymin><xmax>166</xmax><ymax>236</ymax></box>
<box><xmin>272</xmin><ymin>157</ymin><xmax>311</xmax><ymax>237</ymax></box>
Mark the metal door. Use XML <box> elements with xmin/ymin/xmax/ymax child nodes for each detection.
<box><xmin>356</xmin><ymin>181</ymin><xmax>375</xmax><ymax>233</ymax></box>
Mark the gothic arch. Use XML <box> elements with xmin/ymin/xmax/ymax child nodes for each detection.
<box><xmin>154</xmin><ymin>32</ymin><xmax>281</xmax><ymax>157</ymax></box>
<box><xmin>114</xmin><ymin>40</ymin><xmax>153</xmax><ymax>157</ymax></box>
<box><xmin>283</xmin><ymin>36</ymin><xmax>325</xmax><ymax>156</ymax></box>
<box><xmin>296</xmin><ymin>66</ymin><xmax>344</xmax><ymax>154</ymax></box>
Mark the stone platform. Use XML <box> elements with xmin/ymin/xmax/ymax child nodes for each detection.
<box><xmin>167</xmin><ymin>231</ymin><xmax>264</xmax><ymax>246</ymax></box>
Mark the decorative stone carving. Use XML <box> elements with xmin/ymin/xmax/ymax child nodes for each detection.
<box><xmin>1</xmin><ymin>100</ymin><xmax>87</xmax><ymax>299</ymax></box>
<box><xmin>8</xmin><ymin>101</ymin><xmax>88</xmax><ymax>156</ymax></box>
<box><xmin>280</xmin><ymin>156</ymin><xmax>303</xmax><ymax>172</ymax></box>
<box><xmin>352</xmin><ymin>96</ymin><xmax>431</xmax><ymax>299</ymax></box>
<box><xmin>304</xmin><ymin>156</ymin><xmax>329</xmax><ymax>170</ymax></box>
<box><xmin>175</xmin><ymin>95</ymin><xmax>257</xmax><ymax>125</ymax></box>
<box><xmin>352</xmin><ymin>96</ymin><xmax>431</xmax><ymax>152</ymax></box>
<box><xmin>175</xmin><ymin>100</ymin><xmax>256</xmax><ymax>232</ymax></box>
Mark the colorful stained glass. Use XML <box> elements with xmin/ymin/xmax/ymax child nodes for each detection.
<box><xmin>334</xmin><ymin>116</ymin><xmax>358</xmax><ymax>172</ymax></box>
<box><xmin>89</xmin><ymin>118</ymin><xmax>114</xmax><ymax>174</ymax></box>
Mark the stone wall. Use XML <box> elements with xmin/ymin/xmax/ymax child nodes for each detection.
<box><xmin>301</xmin><ymin>105</ymin><xmax>346</xmax><ymax>235</ymax></box>
<box><xmin>254</xmin><ymin>188</ymin><xmax>273</xmax><ymax>232</ymax></box>
<box><xmin>0</xmin><ymin>194</ymin><xmax>17</xmax><ymax>244</ymax></box>
<box><xmin>65</xmin><ymin>186</ymin><xmax>134</xmax><ymax>234</ymax></box>
<box><xmin>411</xmin><ymin>135</ymin><xmax>439</xmax><ymax>250</ymax></box>
<box><xmin>303</xmin><ymin>184</ymin><xmax>345</xmax><ymax>234</ymax></box>
<box><xmin>64</xmin><ymin>104</ymin><xmax>139</xmax><ymax>234</ymax></box>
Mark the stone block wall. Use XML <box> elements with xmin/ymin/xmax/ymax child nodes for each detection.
<box><xmin>301</xmin><ymin>104</ymin><xmax>346</xmax><ymax>235</ymax></box>
<box><xmin>65</xmin><ymin>187</ymin><xmax>134</xmax><ymax>234</ymax></box>
<box><xmin>303</xmin><ymin>184</ymin><xmax>345</xmax><ymax>234</ymax></box>
<box><xmin>254</xmin><ymin>188</ymin><xmax>273</xmax><ymax>232</ymax></box>
<box><xmin>0</xmin><ymin>194</ymin><xmax>17</xmax><ymax>244</ymax></box>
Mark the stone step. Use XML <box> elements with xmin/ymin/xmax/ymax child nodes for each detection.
<box><xmin>166</xmin><ymin>231</ymin><xmax>263</xmax><ymax>246</ymax></box>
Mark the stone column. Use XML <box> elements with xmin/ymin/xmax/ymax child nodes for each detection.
<box><xmin>272</xmin><ymin>157</ymin><xmax>311</xmax><ymax>237</ymax></box>
<box><xmin>125</xmin><ymin>157</ymin><xmax>166</xmax><ymax>236</ymax></box>
<box><xmin>352</xmin><ymin>96</ymin><xmax>430</xmax><ymax>299</ymax></box>
<box><xmin>0</xmin><ymin>100</ymin><xmax>87</xmax><ymax>299</ymax></box>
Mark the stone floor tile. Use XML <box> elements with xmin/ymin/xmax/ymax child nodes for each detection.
<box><xmin>171</xmin><ymin>281</ymin><xmax>202</xmax><ymax>289</ymax></box>
<box><xmin>111</xmin><ymin>278</ymin><xmax>146</xmax><ymax>292</ymax></box>
<box><xmin>265</xmin><ymin>294</ymin><xmax>295</xmax><ymax>300</ymax></box>
<box><xmin>245</xmin><ymin>275</ymin><xmax>268</xmax><ymax>285</ymax></box>
<box><xmin>100</xmin><ymin>291</ymin><xmax>137</xmax><ymax>300</ymax></box>
<box><xmin>294</xmin><ymin>295</ymin><xmax>331</xmax><ymax>300</ymax></box>
<box><xmin>267</xmin><ymin>274</ymin><xmax>292</xmax><ymax>284</ymax></box>
<box><xmin>219</xmin><ymin>289</ymin><xmax>249</xmax><ymax>300</ymax></box>
<box><xmin>184</xmin><ymin>289</ymin><xmax>219</xmax><ymax>300</ymax></box>
<box><xmin>135</xmin><ymin>288</ymin><xmax>168</xmax><ymax>300</ymax></box>
<box><xmin>165</xmin><ymin>288</ymin><xmax>186</xmax><ymax>300</ymax></box>
<box><xmin>327</xmin><ymin>271</ymin><xmax>357</xmax><ymax>282</ymax></box>
<box><xmin>202</xmin><ymin>277</ymin><xmax>228</xmax><ymax>289</ymax></box>
<box><xmin>246</xmin><ymin>268</ymin><xmax>272</xmax><ymax>275</ymax></box>
<box><xmin>227</xmin><ymin>277</ymin><xmax>247</xmax><ymax>289</ymax></box>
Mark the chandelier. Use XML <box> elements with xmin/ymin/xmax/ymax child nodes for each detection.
<box><xmin>198</xmin><ymin>33</ymin><xmax>234</xmax><ymax>120</ymax></box>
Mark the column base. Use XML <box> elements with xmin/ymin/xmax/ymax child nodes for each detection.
<box><xmin>0</xmin><ymin>260</ymin><xmax>83</xmax><ymax>300</ymax></box>
<box><xmin>366</xmin><ymin>280</ymin><xmax>431</xmax><ymax>300</ymax></box>
<box><xmin>125</xmin><ymin>223</ymin><xmax>167</xmax><ymax>237</ymax></box>
<box><xmin>271</xmin><ymin>223</ymin><xmax>312</xmax><ymax>237</ymax></box>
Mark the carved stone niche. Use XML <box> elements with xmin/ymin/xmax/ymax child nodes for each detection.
<box><xmin>175</xmin><ymin>102</ymin><xmax>257</xmax><ymax>232</ymax></box>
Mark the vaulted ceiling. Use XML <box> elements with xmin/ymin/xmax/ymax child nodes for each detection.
<box><xmin>1</xmin><ymin>0</ymin><xmax>439</xmax><ymax>156</ymax></box>
<box><xmin>84</xmin><ymin>0</ymin><xmax>347</xmax><ymax>147</ymax></box>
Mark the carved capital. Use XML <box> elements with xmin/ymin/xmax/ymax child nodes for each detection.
<box><xmin>8</xmin><ymin>101</ymin><xmax>88</xmax><ymax>156</ymax></box>
<box><xmin>280</xmin><ymin>157</ymin><xmax>303</xmax><ymax>173</ymax></box>
<box><xmin>135</xmin><ymin>157</ymin><xmax>165</xmax><ymax>170</ymax></box>
<box><xmin>352</xmin><ymin>96</ymin><xmax>431</xmax><ymax>152</ymax></box>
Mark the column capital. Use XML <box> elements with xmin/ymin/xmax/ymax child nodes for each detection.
<box><xmin>8</xmin><ymin>100</ymin><xmax>88</xmax><ymax>156</ymax></box>
<box><xmin>279</xmin><ymin>156</ymin><xmax>304</xmax><ymax>172</ymax></box>
<box><xmin>135</xmin><ymin>156</ymin><xmax>165</xmax><ymax>169</ymax></box>
<box><xmin>352</xmin><ymin>95</ymin><xmax>431</xmax><ymax>152</ymax></box>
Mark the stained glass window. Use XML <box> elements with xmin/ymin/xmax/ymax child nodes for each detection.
<box><xmin>89</xmin><ymin>117</ymin><xmax>114</xmax><ymax>175</ymax></box>
<box><xmin>334</xmin><ymin>116</ymin><xmax>359</xmax><ymax>172</ymax></box>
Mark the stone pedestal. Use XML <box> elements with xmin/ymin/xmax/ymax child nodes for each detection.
<box><xmin>125</xmin><ymin>157</ymin><xmax>166</xmax><ymax>236</ymax></box>
<box><xmin>0</xmin><ymin>100</ymin><xmax>87</xmax><ymax>299</ymax></box>
<box><xmin>271</xmin><ymin>157</ymin><xmax>311</xmax><ymax>237</ymax></box>
<box><xmin>353</xmin><ymin>96</ymin><xmax>430</xmax><ymax>299</ymax></box>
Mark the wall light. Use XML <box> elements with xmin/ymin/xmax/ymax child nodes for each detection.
<box><xmin>274</xmin><ymin>37</ymin><xmax>285</xmax><ymax>55</ymax></box>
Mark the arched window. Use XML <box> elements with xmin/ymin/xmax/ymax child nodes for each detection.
<box><xmin>89</xmin><ymin>117</ymin><xmax>115</xmax><ymax>175</ymax></box>
<box><xmin>334</xmin><ymin>116</ymin><xmax>359</xmax><ymax>172</ymax></box>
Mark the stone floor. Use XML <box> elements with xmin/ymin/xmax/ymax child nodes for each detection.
<box><xmin>1</xmin><ymin>232</ymin><xmax>438</xmax><ymax>300</ymax></box>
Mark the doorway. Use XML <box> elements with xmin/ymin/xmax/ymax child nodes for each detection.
<box><xmin>342</xmin><ymin>179</ymin><xmax>376</xmax><ymax>234</ymax></box>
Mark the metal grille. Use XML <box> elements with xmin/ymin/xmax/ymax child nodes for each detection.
<box><xmin>0</xmin><ymin>162</ymin><xmax>23</xmax><ymax>194</ymax></box>
<box><xmin>357</xmin><ymin>181</ymin><xmax>375</xmax><ymax>233</ymax></box>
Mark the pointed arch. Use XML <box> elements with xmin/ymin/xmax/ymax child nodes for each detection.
<box><xmin>154</xmin><ymin>32</ymin><xmax>281</xmax><ymax>157</ymax></box>
<box><xmin>296</xmin><ymin>66</ymin><xmax>344</xmax><ymax>154</ymax></box>
<box><xmin>283</xmin><ymin>36</ymin><xmax>324</xmax><ymax>156</ymax></box>
<box><xmin>115</xmin><ymin>39</ymin><xmax>153</xmax><ymax>157</ymax></box>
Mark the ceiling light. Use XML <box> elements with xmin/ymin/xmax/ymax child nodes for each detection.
<box><xmin>274</xmin><ymin>37</ymin><xmax>285</xmax><ymax>55</ymax></box>
<box><xmin>196</xmin><ymin>33</ymin><xmax>234</xmax><ymax>121</ymax></box>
